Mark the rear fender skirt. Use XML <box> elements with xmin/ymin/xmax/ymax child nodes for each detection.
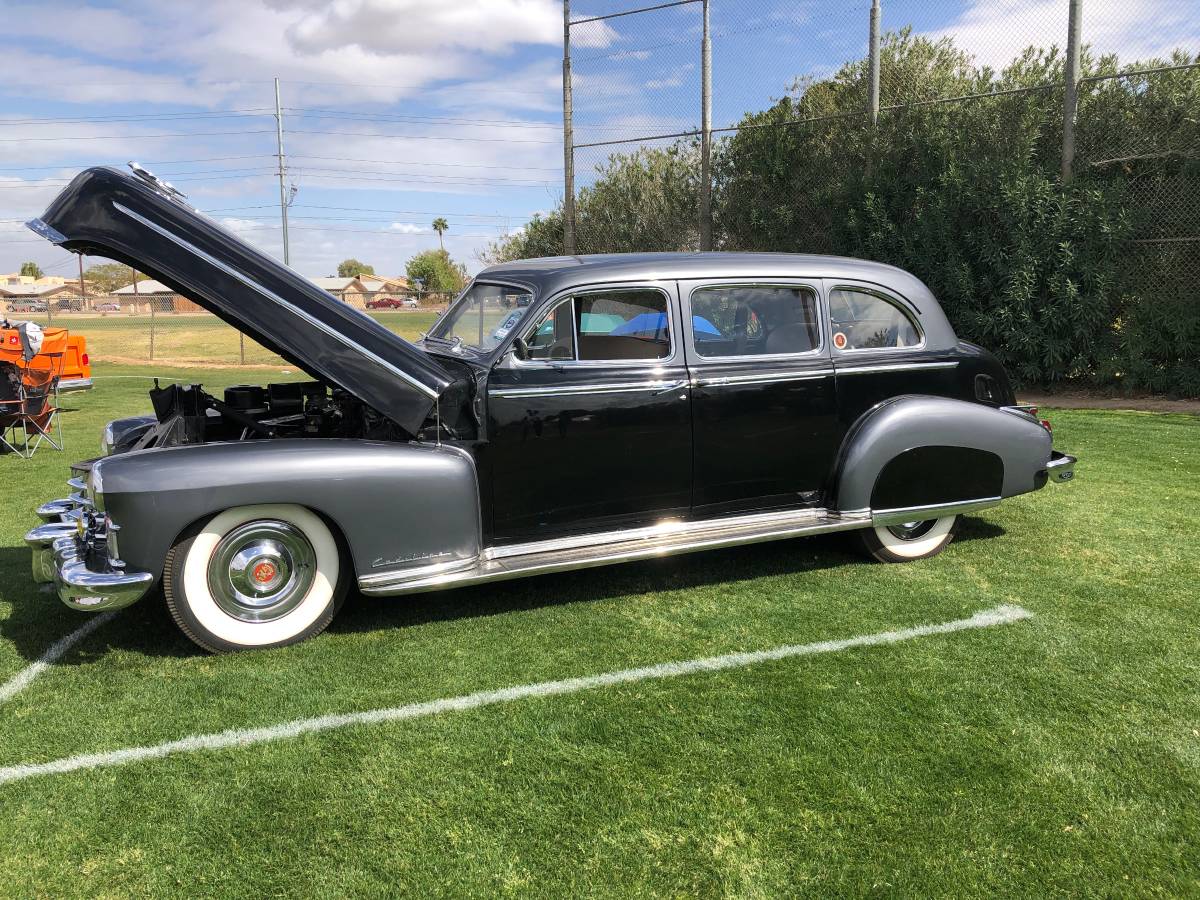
<box><xmin>832</xmin><ymin>395</ymin><xmax>1052</xmax><ymax>514</ymax></box>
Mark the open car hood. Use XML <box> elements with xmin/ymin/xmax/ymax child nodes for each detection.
<box><xmin>29</xmin><ymin>167</ymin><xmax>453</xmax><ymax>435</ymax></box>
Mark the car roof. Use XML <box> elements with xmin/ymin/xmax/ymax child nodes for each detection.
<box><xmin>478</xmin><ymin>252</ymin><xmax>919</xmax><ymax>292</ymax></box>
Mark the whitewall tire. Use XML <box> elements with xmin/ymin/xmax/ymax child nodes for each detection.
<box><xmin>858</xmin><ymin>515</ymin><xmax>959</xmax><ymax>563</ymax></box>
<box><xmin>164</xmin><ymin>504</ymin><xmax>347</xmax><ymax>653</ymax></box>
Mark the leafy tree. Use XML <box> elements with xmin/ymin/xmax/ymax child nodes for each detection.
<box><xmin>483</xmin><ymin>144</ymin><xmax>700</xmax><ymax>263</ymax></box>
<box><xmin>84</xmin><ymin>262</ymin><xmax>147</xmax><ymax>293</ymax></box>
<box><xmin>337</xmin><ymin>258</ymin><xmax>375</xmax><ymax>278</ymax></box>
<box><xmin>431</xmin><ymin>217</ymin><xmax>449</xmax><ymax>253</ymax></box>
<box><xmin>406</xmin><ymin>249</ymin><xmax>467</xmax><ymax>295</ymax></box>
<box><xmin>19</xmin><ymin>261</ymin><xmax>44</xmax><ymax>279</ymax></box>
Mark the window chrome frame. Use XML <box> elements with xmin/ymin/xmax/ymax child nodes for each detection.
<box><xmin>503</xmin><ymin>281</ymin><xmax>681</xmax><ymax>370</ymax></box>
<box><xmin>825</xmin><ymin>282</ymin><xmax>926</xmax><ymax>355</ymax></box>
<box><xmin>679</xmin><ymin>279</ymin><xmax>829</xmax><ymax>365</ymax></box>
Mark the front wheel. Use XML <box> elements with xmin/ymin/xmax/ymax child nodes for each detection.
<box><xmin>857</xmin><ymin>515</ymin><xmax>959</xmax><ymax>563</ymax></box>
<box><xmin>164</xmin><ymin>504</ymin><xmax>348</xmax><ymax>653</ymax></box>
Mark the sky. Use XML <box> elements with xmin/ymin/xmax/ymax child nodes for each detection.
<box><xmin>0</xmin><ymin>0</ymin><xmax>1194</xmax><ymax>282</ymax></box>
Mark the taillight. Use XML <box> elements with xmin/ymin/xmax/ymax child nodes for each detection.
<box><xmin>1040</xmin><ymin>418</ymin><xmax>1053</xmax><ymax>434</ymax></box>
<box><xmin>81</xmin><ymin>353</ymin><xmax>89</xmax><ymax>366</ymax></box>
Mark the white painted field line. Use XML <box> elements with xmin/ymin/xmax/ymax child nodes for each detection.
<box><xmin>0</xmin><ymin>604</ymin><xmax>1031</xmax><ymax>787</ymax></box>
<box><xmin>0</xmin><ymin>612</ymin><xmax>118</xmax><ymax>707</ymax></box>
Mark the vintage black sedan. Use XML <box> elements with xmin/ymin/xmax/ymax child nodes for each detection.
<box><xmin>25</xmin><ymin>166</ymin><xmax>1075</xmax><ymax>652</ymax></box>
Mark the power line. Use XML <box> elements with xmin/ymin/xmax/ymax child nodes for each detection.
<box><xmin>291</xmin><ymin>154</ymin><xmax>563</xmax><ymax>172</ymax></box>
<box><xmin>0</xmin><ymin>155</ymin><xmax>270</xmax><ymax>172</ymax></box>
<box><xmin>0</xmin><ymin>129</ymin><xmax>277</xmax><ymax>143</ymax></box>
<box><xmin>0</xmin><ymin>109</ymin><xmax>274</xmax><ymax>126</ymax></box>
<box><xmin>287</xmin><ymin>128</ymin><xmax>557</xmax><ymax>144</ymax></box>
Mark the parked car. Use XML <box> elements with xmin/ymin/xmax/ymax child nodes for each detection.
<box><xmin>6</xmin><ymin>300</ymin><xmax>47</xmax><ymax>314</ymax></box>
<box><xmin>366</xmin><ymin>296</ymin><xmax>418</xmax><ymax>309</ymax></box>
<box><xmin>95</xmin><ymin>302</ymin><xmax>120</xmax><ymax>312</ymax></box>
<box><xmin>25</xmin><ymin>166</ymin><xmax>1076</xmax><ymax>653</ymax></box>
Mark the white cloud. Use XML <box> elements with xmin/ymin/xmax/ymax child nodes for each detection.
<box><xmin>388</xmin><ymin>222</ymin><xmax>425</xmax><ymax>233</ymax></box>
<box><xmin>645</xmin><ymin>63</ymin><xmax>696</xmax><ymax>90</ymax></box>
<box><xmin>220</xmin><ymin>217</ymin><xmax>270</xmax><ymax>232</ymax></box>
<box><xmin>925</xmin><ymin>0</ymin><xmax>1200</xmax><ymax>70</ymax></box>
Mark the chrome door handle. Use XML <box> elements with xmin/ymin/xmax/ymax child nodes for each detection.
<box><xmin>650</xmin><ymin>379</ymin><xmax>688</xmax><ymax>395</ymax></box>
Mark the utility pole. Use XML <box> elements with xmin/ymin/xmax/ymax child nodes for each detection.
<box><xmin>1061</xmin><ymin>0</ymin><xmax>1083</xmax><ymax>183</ymax></box>
<box><xmin>77</xmin><ymin>254</ymin><xmax>87</xmax><ymax>311</ymax></box>
<box><xmin>274</xmin><ymin>76</ymin><xmax>291</xmax><ymax>265</ymax></box>
<box><xmin>562</xmin><ymin>1</ymin><xmax>577</xmax><ymax>255</ymax></box>
<box><xmin>868</xmin><ymin>0</ymin><xmax>881</xmax><ymax>126</ymax></box>
<box><xmin>699</xmin><ymin>0</ymin><xmax>713</xmax><ymax>251</ymax></box>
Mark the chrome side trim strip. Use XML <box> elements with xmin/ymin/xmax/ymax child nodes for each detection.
<box><xmin>487</xmin><ymin>505</ymin><xmax>846</xmax><ymax>561</ymax></box>
<box><xmin>835</xmin><ymin>360</ymin><xmax>959</xmax><ymax>376</ymax></box>
<box><xmin>693</xmin><ymin>369</ymin><xmax>834</xmax><ymax>387</ymax></box>
<box><xmin>357</xmin><ymin>555</ymin><xmax>480</xmax><ymax>590</ymax></box>
<box><xmin>113</xmin><ymin>202</ymin><xmax>440</xmax><ymax>400</ymax></box>
<box><xmin>871</xmin><ymin>497</ymin><xmax>1000</xmax><ymax>526</ymax></box>
<box><xmin>491</xmin><ymin>379</ymin><xmax>685</xmax><ymax>399</ymax></box>
<box><xmin>360</xmin><ymin>508</ymin><xmax>872</xmax><ymax>597</ymax></box>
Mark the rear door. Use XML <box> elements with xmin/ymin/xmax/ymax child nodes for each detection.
<box><xmin>826</xmin><ymin>280</ymin><xmax>960</xmax><ymax>425</ymax></box>
<box><xmin>487</xmin><ymin>281</ymin><xmax>693</xmax><ymax>542</ymax></box>
<box><xmin>681</xmin><ymin>279</ymin><xmax>840</xmax><ymax>517</ymax></box>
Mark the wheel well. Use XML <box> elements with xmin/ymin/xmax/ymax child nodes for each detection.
<box><xmin>167</xmin><ymin>504</ymin><xmax>351</xmax><ymax>571</ymax></box>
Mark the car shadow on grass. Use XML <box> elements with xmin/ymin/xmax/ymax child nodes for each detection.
<box><xmin>0</xmin><ymin>518</ymin><xmax>1006</xmax><ymax>662</ymax></box>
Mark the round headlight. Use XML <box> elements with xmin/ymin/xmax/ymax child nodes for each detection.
<box><xmin>101</xmin><ymin>422</ymin><xmax>115</xmax><ymax>456</ymax></box>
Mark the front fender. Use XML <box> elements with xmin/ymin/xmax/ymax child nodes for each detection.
<box><xmin>832</xmin><ymin>395</ymin><xmax>1052</xmax><ymax>514</ymax></box>
<box><xmin>95</xmin><ymin>439</ymin><xmax>481</xmax><ymax>581</ymax></box>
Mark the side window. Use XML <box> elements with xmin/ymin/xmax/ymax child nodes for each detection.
<box><xmin>524</xmin><ymin>299</ymin><xmax>575</xmax><ymax>360</ymax></box>
<box><xmin>689</xmin><ymin>285</ymin><xmax>820</xmax><ymax>358</ymax></box>
<box><xmin>828</xmin><ymin>288</ymin><xmax>921</xmax><ymax>351</ymax></box>
<box><xmin>575</xmin><ymin>289</ymin><xmax>671</xmax><ymax>361</ymax></box>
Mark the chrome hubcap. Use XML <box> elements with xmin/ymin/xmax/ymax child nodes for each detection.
<box><xmin>886</xmin><ymin>519</ymin><xmax>937</xmax><ymax>541</ymax></box>
<box><xmin>207</xmin><ymin>520</ymin><xmax>315</xmax><ymax>622</ymax></box>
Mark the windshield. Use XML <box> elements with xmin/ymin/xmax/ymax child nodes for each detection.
<box><xmin>428</xmin><ymin>281</ymin><xmax>535</xmax><ymax>352</ymax></box>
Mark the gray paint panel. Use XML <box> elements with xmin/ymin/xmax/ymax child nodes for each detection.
<box><xmin>833</xmin><ymin>396</ymin><xmax>1052</xmax><ymax>512</ymax></box>
<box><xmin>98</xmin><ymin>440</ymin><xmax>481</xmax><ymax>581</ymax></box>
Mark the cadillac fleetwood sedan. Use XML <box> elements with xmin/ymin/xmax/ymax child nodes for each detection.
<box><xmin>25</xmin><ymin>166</ymin><xmax>1075</xmax><ymax>652</ymax></box>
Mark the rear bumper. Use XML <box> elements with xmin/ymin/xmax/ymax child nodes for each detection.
<box><xmin>57</xmin><ymin>377</ymin><xmax>93</xmax><ymax>392</ymax></box>
<box><xmin>1046</xmin><ymin>450</ymin><xmax>1077</xmax><ymax>483</ymax></box>
<box><xmin>24</xmin><ymin>489</ymin><xmax>153</xmax><ymax>612</ymax></box>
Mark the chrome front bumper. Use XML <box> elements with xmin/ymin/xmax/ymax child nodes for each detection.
<box><xmin>24</xmin><ymin>485</ymin><xmax>154</xmax><ymax>612</ymax></box>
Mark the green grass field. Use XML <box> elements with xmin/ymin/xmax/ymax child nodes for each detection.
<box><xmin>0</xmin><ymin>364</ymin><xmax>1197</xmax><ymax>897</ymax></box>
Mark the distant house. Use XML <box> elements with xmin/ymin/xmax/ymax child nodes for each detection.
<box><xmin>311</xmin><ymin>276</ymin><xmax>372</xmax><ymax>308</ymax></box>
<box><xmin>112</xmin><ymin>279</ymin><xmax>202</xmax><ymax>313</ymax></box>
<box><xmin>0</xmin><ymin>281</ymin><xmax>85</xmax><ymax>313</ymax></box>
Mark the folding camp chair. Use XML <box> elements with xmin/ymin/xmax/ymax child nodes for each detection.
<box><xmin>0</xmin><ymin>322</ymin><xmax>65</xmax><ymax>458</ymax></box>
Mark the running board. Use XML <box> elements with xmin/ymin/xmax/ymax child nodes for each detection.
<box><xmin>359</xmin><ymin>507</ymin><xmax>871</xmax><ymax>597</ymax></box>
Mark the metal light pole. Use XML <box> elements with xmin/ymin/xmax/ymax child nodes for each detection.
<box><xmin>699</xmin><ymin>0</ymin><xmax>713</xmax><ymax>251</ymax></box>
<box><xmin>868</xmin><ymin>0</ymin><xmax>881</xmax><ymax>126</ymax></box>
<box><xmin>1061</xmin><ymin>0</ymin><xmax>1083</xmax><ymax>183</ymax></box>
<box><xmin>274</xmin><ymin>77</ymin><xmax>291</xmax><ymax>265</ymax></box>
<box><xmin>562</xmin><ymin>1</ymin><xmax>577</xmax><ymax>255</ymax></box>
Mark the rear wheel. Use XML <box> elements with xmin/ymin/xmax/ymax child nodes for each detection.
<box><xmin>164</xmin><ymin>504</ymin><xmax>347</xmax><ymax>653</ymax></box>
<box><xmin>858</xmin><ymin>515</ymin><xmax>958</xmax><ymax>563</ymax></box>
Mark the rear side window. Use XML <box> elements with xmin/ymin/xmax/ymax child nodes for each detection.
<box><xmin>689</xmin><ymin>285</ymin><xmax>820</xmax><ymax>357</ymax></box>
<box><xmin>523</xmin><ymin>288</ymin><xmax>671</xmax><ymax>362</ymax></box>
<box><xmin>829</xmin><ymin>288</ymin><xmax>921</xmax><ymax>351</ymax></box>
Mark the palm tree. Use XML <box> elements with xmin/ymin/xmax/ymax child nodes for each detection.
<box><xmin>431</xmin><ymin>217</ymin><xmax>448</xmax><ymax>253</ymax></box>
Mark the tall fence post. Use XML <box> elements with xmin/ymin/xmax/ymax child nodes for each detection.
<box><xmin>868</xmin><ymin>0</ymin><xmax>881</xmax><ymax>126</ymax></box>
<box><xmin>699</xmin><ymin>0</ymin><xmax>713</xmax><ymax>251</ymax></box>
<box><xmin>562</xmin><ymin>0</ymin><xmax>578</xmax><ymax>255</ymax></box>
<box><xmin>1061</xmin><ymin>0</ymin><xmax>1083</xmax><ymax>183</ymax></box>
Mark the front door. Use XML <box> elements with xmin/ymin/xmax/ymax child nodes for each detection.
<box><xmin>681</xmin><ymin>279</ymin><xmax>841</xmax><ymax>516</ymax></box>
<box><xmin>487</xmin><ymin>282</ymin><xmax>692</xmax><ymax>543</ymax></box>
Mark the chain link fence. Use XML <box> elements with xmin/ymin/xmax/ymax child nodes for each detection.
<box><xmin>554</xmin><ymin>0</ymin><xmax>1199</xmax><ymax>395</ymax></box>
